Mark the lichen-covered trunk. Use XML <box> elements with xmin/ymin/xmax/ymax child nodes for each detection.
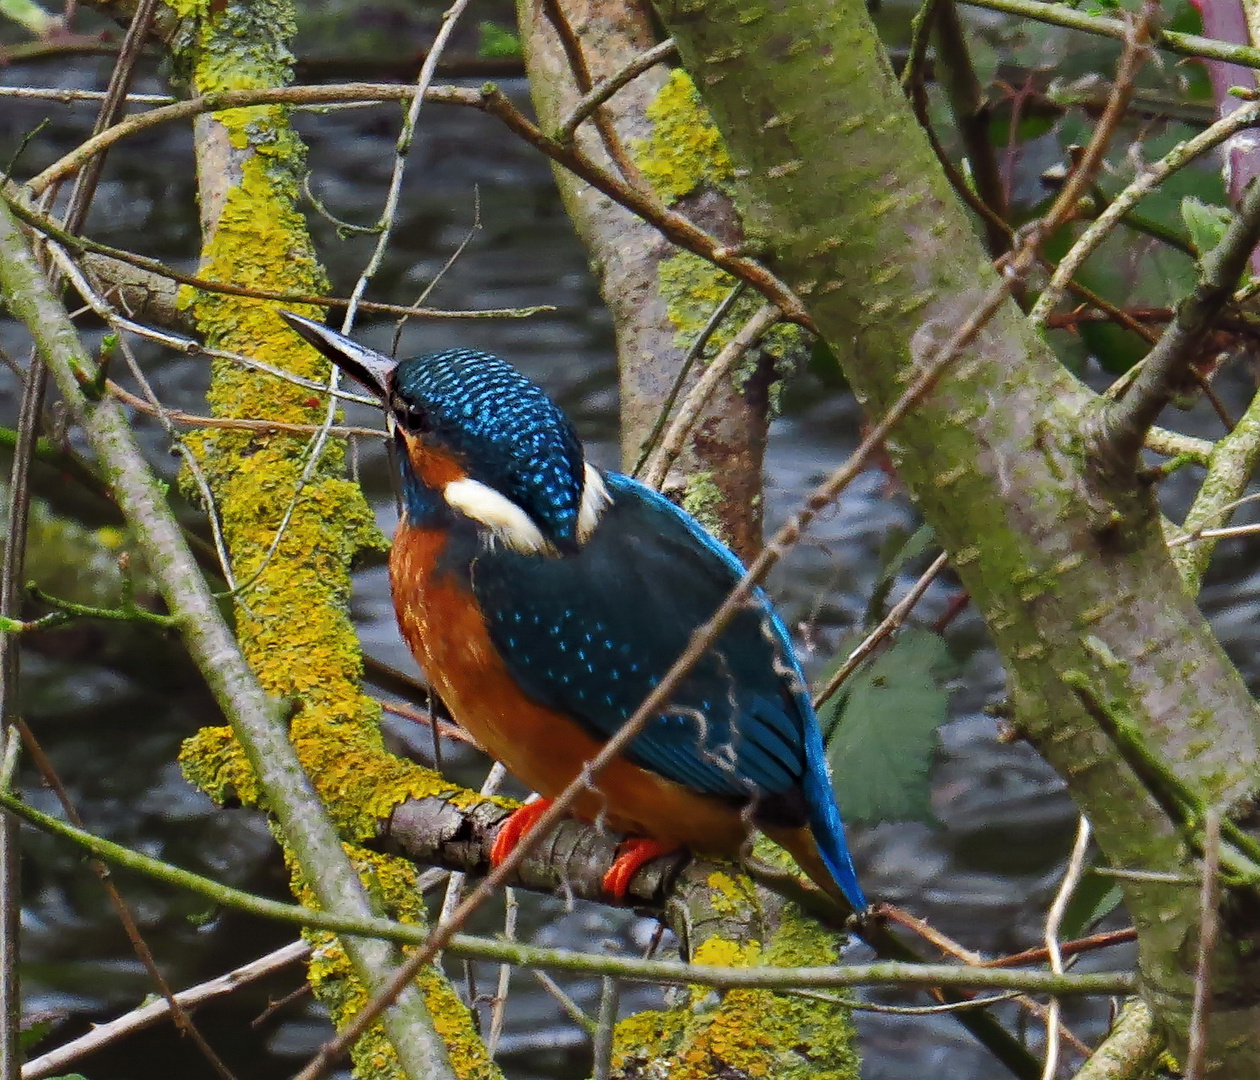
<box><xmin>516</xmin><ymin>0</ymin><xmax>774</xmax><ymax>556</ymax></box>
<box><xmin>653</xmin><ymin>0</ymin><xmax>1260</xmax><ymax>1073</ymax></box>
<box><xmin>160</xmin><ymin>3</ymin><xmax>499</xmax><ymax>1077</ymax></box>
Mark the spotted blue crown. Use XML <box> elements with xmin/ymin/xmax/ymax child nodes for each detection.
<box><xmin>394</xmin><ymin>350</ymin><xmax>587</xmax><ymax>549</ymax></box>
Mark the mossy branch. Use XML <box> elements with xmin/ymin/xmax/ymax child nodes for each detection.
<box><xmin>0</xmin><ymin>197</ymin><xmax>457</xmax><ymax>1080</ymax></box>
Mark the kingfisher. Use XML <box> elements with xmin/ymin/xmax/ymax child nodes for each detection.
<box><xmin>281</xmin><ymin>311</ymin><xmax>867</xmax><ymax>912</ymax></box>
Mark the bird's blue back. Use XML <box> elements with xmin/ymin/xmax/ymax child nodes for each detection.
<box><xmin>438</xmin><ymin>471</ymin><xmax>866</xmax><ymax>909</ymax></box>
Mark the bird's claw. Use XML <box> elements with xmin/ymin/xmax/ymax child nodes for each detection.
<box><xmin>490</xmin><ymin>798</ymin><xmax>554</xmax><ymax>867</ymax></box>
<box><xmin>602</xmin><ymin>837</ymin><xmax>678</xmax><ymax>899</ymax></box>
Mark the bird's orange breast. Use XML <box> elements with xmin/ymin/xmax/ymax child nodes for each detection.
<box><xmin>388</xmin><ymin>524</ymin><xmax>749</xmax><ymax>853</ymax></box>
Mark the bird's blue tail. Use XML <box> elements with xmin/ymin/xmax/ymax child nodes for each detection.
<box><xmin>801</xmin><ymin>721</ymin><xmax>867</xmax><ymax>911</ymax></box>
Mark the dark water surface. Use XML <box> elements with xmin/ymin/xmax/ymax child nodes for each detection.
<box><xmin>1</xmin><ymin>35</ymin><xmax>1255</xmax><ymax>1080</ymax></box>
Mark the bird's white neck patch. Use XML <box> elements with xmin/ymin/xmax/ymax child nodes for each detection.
<box><xmin>442</xmin><ymin>463</ymin><xmax>610</xmax><ymax>556</ymax></box>
<box><xmin>443</xmin><ymin>478</ymin><xmax>556</xmax><ymax>556</ymax></box>
<box><xmin>577</xmin><ymin>464</ymin><xmax>610</xmax><ymax>543</ymax></box>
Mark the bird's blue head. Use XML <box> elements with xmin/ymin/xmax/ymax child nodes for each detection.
<box><xmin>280</xmin><ymin>312</ymin><xmax>609</xmax><ymax>555</ymax></box>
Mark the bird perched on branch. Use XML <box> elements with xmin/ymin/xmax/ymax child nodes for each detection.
<box><xmin>281</xmin><ymin>311</ymin><xmax>866</xmax><ymax>911</ymax></box>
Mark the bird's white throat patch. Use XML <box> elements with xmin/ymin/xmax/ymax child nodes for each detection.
<box><xmin>442</xmin><ymin>464</ymin><xmax>610</xmax><ymax>555</ymax></box>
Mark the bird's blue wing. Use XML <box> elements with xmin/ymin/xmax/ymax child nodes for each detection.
<box><xmin>467</xmin><ymin>472</ymin><xmax>811</xmax><ymax>800</ymax></box>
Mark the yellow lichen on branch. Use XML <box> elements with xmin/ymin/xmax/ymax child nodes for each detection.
<box><xmin>632</xmin><ymin>69</ymin><xmax>734</xmax><ymax>201</ymax></box>
<box><xmin>167</xmin><ymin>3</ymin><xmax>499</xmax><ymax>1077</ymax></box>
<box><xmin>633</xmin><ymin>73</ymin><xmax>805</xmax><ymax>374</ymax></box>
<box><xmin>610</xmin><ymin>908</ymin><xmax>858</xmax><ymax>1080</ymax></box>
<box><xmin>297</xmin><ymin>848</ymin><xmax>498</xmax><ymax>1080</ymax></box>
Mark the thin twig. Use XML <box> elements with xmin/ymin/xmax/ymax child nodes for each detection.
<box><xmin>640</xmin><ymin>302</ymin><xmax>779</xmax><ymax>488</ymax></box>
<box><xmin>0</xmin><ymin>86</ymin><xmax>175</xmax><ymax>105</ymax></box>
<box><xmin>43</xmin><ymin>241</ymin><xmax>242</xmax><ymax>591</ymax></box>
<box><xmin>1101</xmin><ymin>163</ymin><xmax>1260</xmax><ymax>475</ymax></box>
<box><xmin>812</xmin><ymin>551</ymin><xmax>948</xmax><ymax>711</ymax></box>
<box><xmin>393</xmin><ymin>188</ymin><xmax>482</xmax><ymax>349</ymax></box>
<box><xmin>1043</xmin><ymin>817</ymin><xmax>1093</xmax><ymax>1080</ymax></box>
<box><xmin>980</xmin><ymin>928</ymin><xmax>1135</xmax><ymax>968</ymax></box>
<box><xmin>378</xmin><ymin>699</ymin><xmax>474</xmax><ymax>746</ymax></box>
<box><xmin>960</xmin><ymin>0</ymin><xmax>1260</xmax><ymax>72</ymax></box>
<box><xmin>485</xmin><ymin>883</ymin><xmax>516</xmax><ymax>1059</ymax></box>
<box><xmin>475</xmin><ymin>85</ymin><xmax>813</xmax><ymax>326</ymax></box>
<box><xmin>1032</xmin><ymin>98</ymin><xmax>1260</xmax><ymax>325</ymax></box>
<box><xmin>1185</xmin><ymin>811</ymin><xmax>1222</xmax><ymax>1080</ymax></box>
<box><xmin>591</xmin><ymin>977</ymin><xmax>619</xmax><ymax>1080</ymax></box>
<box><xmin>631</xmin><ymin>281</ymin><xmax>746</xmax><ymax>479</ymax></box>
<box><xmin>996</xmin><ymin>0</ymin><xmax>1159</xmax><ymax>317</ymax></box>
<box><xmin>20</xmin><ymin>80</ymin><xmax>812</xmax><ymax>325</ymax></box>
<box><xmin>558</xmin><ymin>39</ymin><xmax>678</xmax><ymax>141</ymax></box>
<box><xmin>0</xmin><ymin>349</ymin><xmax>41</xmax><ymax>1080</ymax></box>
<box><xmin>532</xmin><ymin>971</ymin><xmax>596</xmax><ymax>1034</ymax></box>
<box><xmin>110</xmin><ymin>381</ymin><xmax>381</xmax><ymax>439</ymax></box>
<box><xmin>342</xmin><ymin>0</ymin><xmax>472</xmax><ymax>335</ymax></box>
<box><xmin>932</xmin><ymin>1</ymin><xmax>1009</xmax><ymax>256</ymax></box>
<box><xmin>876</xmin><ymin>902</ymin><xmax>1094</xmax><ymax>1059</ymax></box>
<box><xmin>7</xmin><ymin>190</ymin><xmax>546</xmax><ymax>319</ymax></box>
<box><xmin>540</xmin><ymin>0</ymin><xmax>648</xmax><ymax>189</ymax></box>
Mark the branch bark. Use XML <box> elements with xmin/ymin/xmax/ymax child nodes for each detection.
<box><xmin>651</xmin><ymin>0</ymin><xmax>1260</xmax><ymax>1073</ymax></box>
<box><xmin>517</xmin><ymin>0</ymin><xmax>775</xmax><ymax>554</ymax></box>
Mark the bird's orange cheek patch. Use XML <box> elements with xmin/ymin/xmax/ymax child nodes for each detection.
<box><xmin>397</xmin><ymin>431</ymin><xmax>467</xmax><ymax>489</ymax></box>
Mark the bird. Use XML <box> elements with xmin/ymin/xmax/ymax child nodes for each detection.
<box><xmin>280</xmin><ymin>310</ymin><xmax>867</xmax><ymax>912</ymax></box>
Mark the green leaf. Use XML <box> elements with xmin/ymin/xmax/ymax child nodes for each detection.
<box><xmin>1059</xmin><ymin>872</ymin><xmax>1125</xmax><ymax>939</ymax></box>
<box><xmin>821</xmin><ymin>628</ymin><xmax>955</xmax><ymax>825</ymax></box>
<box><xmin>18</xmin><ymin>1017</ymin><xmax>53</xmax><ymax>1053</ymax></box>
<box><xmin>1181</xmin><ymin>196</ymin><xmax>1233</xmax><ymax>261</ymax></box>
<box><xmin>477</xmin><ymin>22</ymin><xmax>522</xmax><ymax>60</ymax></box>
<box><xmin>863</xmin><ymin>524</ymin><xmax>936</xmax><ymax>628</ymax></box>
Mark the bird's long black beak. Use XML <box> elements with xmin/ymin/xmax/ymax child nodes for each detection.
<box><xmin>279</xmin><ymin>311</ymin><xmax>397</xmax><ymax>401</ymax></box>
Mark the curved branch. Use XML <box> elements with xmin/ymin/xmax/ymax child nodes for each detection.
<box><xmin>1099</xmin><ymin>174</ymin><xmax>1260</xmax><ymax>478</ymax></box>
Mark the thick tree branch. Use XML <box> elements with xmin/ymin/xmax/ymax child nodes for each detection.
<box><xmin>652</xmin><ymin>0</ymin><xmax>1260</xmax><ymax>1073</ymax></box>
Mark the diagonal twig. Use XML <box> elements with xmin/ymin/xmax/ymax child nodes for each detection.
<box><xmin>21</xmin><ymin>941</ymin><xmax>310</xmax><ymax>1080</ymax></box>
<box><xmin>1185</xmin><ymin>811</ymin><xmax>1222</xmax><ymax>1080</ymax></box>
<box><xmin>291</xmin><ymin>272</ymin><xmax>1018</xmax><ymax>1080</ymax></box>
<box><xmin>1100</xmin><ymin>169</ymin><xmax>1260</xmax><ymax>477</ymax></box>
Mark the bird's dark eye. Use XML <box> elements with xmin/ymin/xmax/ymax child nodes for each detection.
<box><xmin>390</xmin><ymin>394</ymin><xmax>430</xmax><ymax>433</ymax></box>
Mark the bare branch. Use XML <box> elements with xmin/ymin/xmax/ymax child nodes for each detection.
<box><xmin>558</xmin><ymin>38</ymin><xmax>678</xmax><ymax>141</ymax></box>
<box><xmin>21</xmin><ymin>942</ymin><xmax>310</xmax><ymax>1080</ymax></box>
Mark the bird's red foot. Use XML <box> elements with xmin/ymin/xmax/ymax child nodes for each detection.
<box><xmin>490</xmin><ymin>798</ymin><xmax>554</xmax><ymax>866</ymax></box>
<box><xmin>602</xmin><ymin>838</ymin><xmax>679</xmax><ymax>899</ymax></box>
